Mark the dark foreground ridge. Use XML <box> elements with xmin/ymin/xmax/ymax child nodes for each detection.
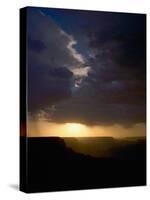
<box><xmin>20</xmin><ymin>136</ymin><xmax>146</xmax><ymax>193</ymax></box>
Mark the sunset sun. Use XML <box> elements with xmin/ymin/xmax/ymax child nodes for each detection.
<box><xmin>64</xmin><ymin>123</ymin><xmax>88</xmax><ymax>137</ymax></box>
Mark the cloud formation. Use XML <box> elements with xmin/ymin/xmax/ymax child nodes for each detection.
<box><xmin>27</xmin><ymin>8</ymin><xmax>88</xmax><ymax>113</ymax></box>
<box><xmin>27</xmin><ymin>8</ymin><xmax>146</xmax><ymax>127</ymax></box>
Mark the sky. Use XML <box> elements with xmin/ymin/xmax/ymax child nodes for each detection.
<box><xmin>26</xmin><ymin>7</ymin><xmax>146</xmax><ymax>137</ymax></box>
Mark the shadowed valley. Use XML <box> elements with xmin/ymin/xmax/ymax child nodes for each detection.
<box><xmin>20</xmin><ymin>136</ymin><xmax>146</xmax><ymax>193</ymax></box>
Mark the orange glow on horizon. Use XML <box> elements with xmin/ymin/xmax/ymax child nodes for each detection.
<box><xmin>27</xmin><ymin>120</ymin><xmax>146</xmax><ymax>138</ymax></box>
<box><xmin>63</xmin><ymin>123</ymin><xmax>89</xmax><ymax>137</ymax></box>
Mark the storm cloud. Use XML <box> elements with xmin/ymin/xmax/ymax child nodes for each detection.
<box><xmin>27</xmin><ymin>8</ymin><xmax>88</xmax><ymax>113</ymax></box>
<box><xmin>27</xmin><ymin>8</ymin><xmax>146</xmax><ymax>127</ymax></box>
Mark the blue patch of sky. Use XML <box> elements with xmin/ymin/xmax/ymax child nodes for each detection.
<box><xmin>39</xmin><ymin>7</ymin><xmax>91</xmax><ymax>60</ymax></box>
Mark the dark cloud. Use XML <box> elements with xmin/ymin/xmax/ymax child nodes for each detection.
<box><xmin>27</xmin><ymin>8</ymin><xmax>146</xmax><ymax>127</ymax></box>
<box><xmin>28</xmin><ymin>64</ymin><xmax>73</xmax><ymax>113</ymax></box>
<box><xmin>28</xmin><ymin>37</ymin><xmax>46</xmax><ymax>53</ymax></box>
<box><xmin>49</xmin><ymin>84</ymin><xmax>146</xmax><ymax>126</ymax></box>
<box><xmin>48</xmin><ymin>67</ymin><xmax>73</xmax><ymax>79</ymax></box>
<box><xmin>27</xmin><ymin>8</ymin><xmax>86</xmax><ymax>114</ymax></box>
<box><xmin>47</xmin><ymin>11</ymin><xmax>146</xmax><ymax>126</ymax></box>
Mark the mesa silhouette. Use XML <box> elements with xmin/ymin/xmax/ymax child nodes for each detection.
<box><xmin>20</xmin><ymin>136</ymin><xmax>146</xmax><ymax>193</ymax></box>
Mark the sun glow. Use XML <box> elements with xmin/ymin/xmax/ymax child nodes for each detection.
<box><xmin>63</xmin><ymin>123</ymin><xmax>88</xmax><ymax>137</ymax></box>
<box><xmin>27</xmin><ymin>120</ymin><xmax>146</xmax><ymax>138</ymax></box>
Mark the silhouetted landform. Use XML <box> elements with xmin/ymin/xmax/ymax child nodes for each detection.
<box><xmin>64</xmin><ymin>136</ymin><xmax>146</xmax><ymax>158</ymax></box>
<box><xmin>20</xmin><ymin>136</ymin><xmax>146</xmax><ymax>193</ymax></box>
